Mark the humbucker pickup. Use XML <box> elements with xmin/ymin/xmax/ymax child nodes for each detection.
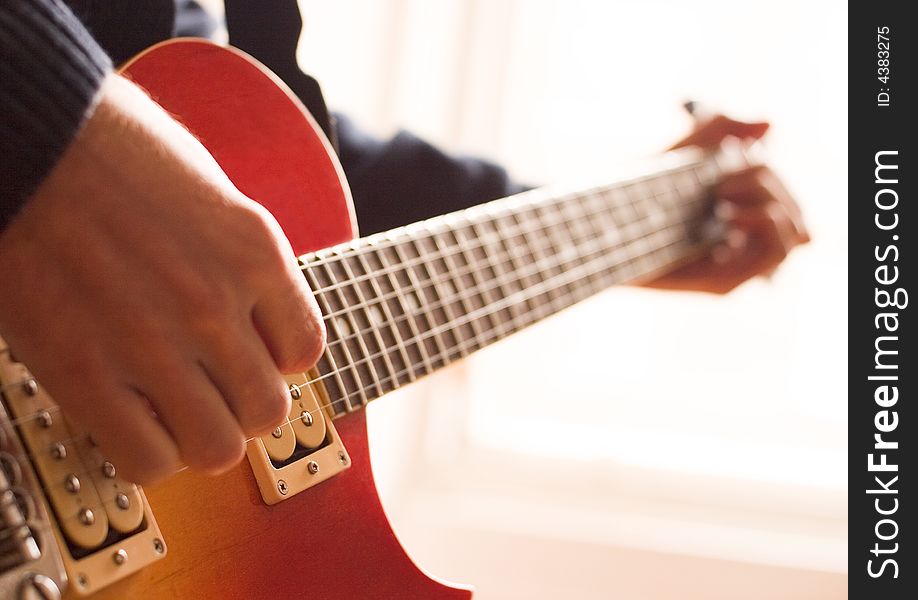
<box><xmin>246</xmin><ymin>371</ymin><xmax>350</xmax><ymax>505</ymax></box>
<box><xmin>0</xmin><ymin>341</ymin><xmax>166</xmax><ymax>597</ymax></box>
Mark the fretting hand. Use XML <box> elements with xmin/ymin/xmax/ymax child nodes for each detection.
<box><xmin>645</xmin><ymin>115</ymin><xmax>810</xmax><ymax>293</ymax></box>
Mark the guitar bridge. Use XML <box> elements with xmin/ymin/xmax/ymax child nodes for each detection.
<box><xmin>0</xmin><ymin>343</ymin><xmax>167</xmax><ymax>597</ymax></box>
<box><xmin>246</xmin><ymin>371</ymin><xmax>350</xmax><ymax>505</ymax></box>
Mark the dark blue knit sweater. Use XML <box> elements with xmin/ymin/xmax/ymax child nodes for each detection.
<box><xmin>0</xmin><ymin>0</ymin><xmax>523</xmax><ymax>236</ymax></box>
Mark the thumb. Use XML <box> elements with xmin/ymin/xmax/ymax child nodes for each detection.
<box><xmin>671</xmin><ymin>115</ymin><xmax>770</xmax><ymax>150</ymax></box>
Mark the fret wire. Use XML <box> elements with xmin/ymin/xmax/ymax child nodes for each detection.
<box><xmin>528</xmin><ymin>204</ymin><xmax>566</xmax><ymax>315</ymax></box>
<box><xmin>326</xmin><ymin>228</ymin><xmax>699</xmax><ymax>408</ymax></box>
<box><xmin>623</xmin><ymin>180</ymin><xmax>659</xmax><ymax>277</ymax></box>
<box><xmin>452</xmin><ymin>223</ymin><xmax>502</xmax><ymax>339</ymax></box>
<box><xmin>583</xmin><ymin>191</ymin><xmax>615</xmax><ymax>262</ymax></box>
<box><xmin>248</xmin><ymin>220</ymin><xmax>686</xmax><ymax>412</ymax></box>
<box><xmin>413</xmin><ymin>235</ymin><xmax>466</xmax><ymax>361</ymax></box>
<box><xmin>317</xmin><ymin>217</ymin><xmax>707</xmax><ymax>414</ymax></box>
<box><xmin>320</xmin><ymin>260</ymin><xmax>372</xmax><ymax>408</ymax></box>
<box><xmin>374</xmin><ymin>244</ymin><xmax>431</xmax><ymax>377</ymax></box>
<box><xmin>306</xmin><ymin>162</ymin><xmax>716</xmax><ymax>410</ymax></box>
<box><xmin>408</xmin><ymin>224</ymin><xmax>696</xmax><ymax>364</ymax></box>
<box><xmin>675</xmin><ymin>167</ymin><xmax>699</xmax><ymax>199</ymax></box>
<box><xmin>302</xmin><ymin>265</ymin><xmax>355</xmax><ymax>414</ymax></box>
<box><xmin>302</xmin><ymin>187</ymin><xmax>652</xmax><ymax>306</ymax></box>
<box><xmin>579</xmin><ymin>190</ymin><xmax>621</xmax><ymax>292</ymax></box>
<box><xmin>491</xmin><ymin>219</ymin><xmax>532</xmax><ymax>332</ymax></box>
<box><xmin>337</xmin><ymin>255</ymin><xmax>390</xmax><ymax>398</ymax></box>
<box><xmin>467</xmin><ymin>218</ymin><xmax>521</xmax><ymax>337</ymax></box>
<box><xmin>355</xmin><ymin>249</ymin><xmax>416</xmax><ymax>385</ymax></box>
<box><xmin>522</xmin><ymin>205</ymin><xmax>563</xmax><ymax>318</ymax></box>
<box><xmin>310</xmin><ymin>180</ymin><xmax>708</xmax><ymax>341</ymax></box>
<box><xmin>301</xmin><ymin>161</ymin><xmax>708</xmax><ymax>296</ymax></box>
<box><xmin>550</xmin><ymin>194</ymin><xmax>594</xmax><ymax>302</ymax></box>
<box><xmin>523</xmin><ymin>206</ymin><xmax>564</xmax><ymax>320</ymax></box>
<box><xmin>316</xmin><ymin>196</ymin><xmax>703</xmax><ymax>383</ymax></box>
<box><xmin>392</xmin><ymin>239</ymin><xmax>451</xmax><ymax>369</ymax></box>
<box><xmin>431</xmin><ymin>228</ymin><xmax>487</xmax><ymax>354</ymax></box>
<box><xmin>500</xmin><ymin>211</ymin><xmax>542</xmax><ymax>320</ymax></box>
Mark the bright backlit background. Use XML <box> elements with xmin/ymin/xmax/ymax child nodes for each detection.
<box><xmin>210</xmin><ymin>1</ymin><xmax>848</xmax><ymax>597</ymax></box>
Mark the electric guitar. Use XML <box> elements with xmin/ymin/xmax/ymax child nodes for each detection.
<box><xmin>0</xmin><ymin>40</ymin><xmax>742</xmax><ymax>599</ymax></box>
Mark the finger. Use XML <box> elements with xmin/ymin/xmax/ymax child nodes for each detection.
<box><xmin>139</xmin><ymin>361</ymin><xmax>246</xmax><ymax>475</ymax></box>
<box><xmin>718</xmin><ymin>166</ymin><xmax>811</xmax><ymax>243</ymax></box>
<box><xmin>200</xmin><ymin>323</ymin><xmax>292</xmax><ymax>438</ymax></box>
<box><xmin>753</xmin><ymin>170</ymin><xmax>812</xmax><ymax>244</ymax></box>
<box><xmin>674</xmin><ymin>203</ymin><xmax>798</xmax><ymax>293</ymax></box>
<box><xmin>65</xmin><ymin>385</ymin><xmax>181</xmax><ymax>485</ymax></box>
<box><xmin>717</xmin><ymin>166</ymin><xmax>774</xmax><ymax>207</ymax></box>
<box><xmin>252</xmin><ymin>271</ymin><xmax>326</xmax><ymax>373</ymax></box>
<box><xmin>672</xmin><ymin>114</ymin><xmax>770</xmax><ymax>150</ymax></box>
<box><xmin>728</xmin><ymin>202</ymin><xmax>799</xmax><ymax>272</ymax></box>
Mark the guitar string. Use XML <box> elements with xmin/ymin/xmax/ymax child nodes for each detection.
<box><xmin>0</xmin><ymin>170</ymin><xmax>670</xmax><ymax>395</ymax></box>
<box><xmin>0</xmin><ymin>159</ymin><xmax>706</xmax><ymax>403</ymax></box>
<box><xmin>0</xmin><ymin>191</ymin><xmax>689</xmax><ymax>455</ymax></box>
<box><xmin>0</xmin><ymin>227</ymin><xmax>700</xmax><ymax>539</ymax></box>
<box><xmin>301</xmin><ymin>159</ymin><xmax>709</xmax><ymax>297</ymax></box>
<box><xmin>0</xmin><ymin>200</ymin><xmax>706</xmax><ymax>524</ymax></box>
<box><xmin>291</xmin><ymin>170</ymin><xmax>712</xmax><ymax>399</ymax></box>
<box><xmin>315</xmin><ymin>220</ymin><xmax>703</xmax><ymax>408</ymax></box>
<box><xmin>0</xmin><ymin>152</ymin><xmax>716</xmax><ymax>397</ymax></box>
<box><xmin>0</xmin><ymin>164</ymin><xmax>720</xmax><ymax>525</ymax></box>
<box><xmin>253</xmin><ymin>163</ymin><xmax>706</xmax><ymax>406</ymax></box>
<box><xmin>309</xmin><ymin>209</ymin><xmax>695</xmax><ymax>399</ymax></box>
<box><xmin>4</xmin><ymin>230</ymin><xmax>709</xmax><ymax>544</ymax></box>
<box><xmin>305</xmin><ymin>159</ymin><xmax>711</xmax><ymax>372</ymax></box>
<box><xmin>0</xmin><ymin>160</ymin><xmax>715</xmax><ymax>432</ymax></box>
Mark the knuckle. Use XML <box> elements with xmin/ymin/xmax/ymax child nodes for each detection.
<box><xmin>749</xmin><ymin>166</ymin><xmax>774</xmax><ymax>188</ymax></box>
<box><xmin>183</xmin><ymin>431</ymin><xmax>245</xmax><ymax>474</ymax></box>
<box><xmin>241</xmin><ymin>206</ymin><xmax>287</xmax><ymax>258</ymax></box>
<box><xmin>275</xmin><ymin>326</ymin><xmax>325</xmax><ymax>372</ymax></box>
<box><xmin>104</xmin><ymin>441</ymin><xmax>178</xmax><ymax>486</ymax></box>
<box><xmin>182</xmin><ymin>278</ymin><xmax>223</xmax><ymax>316</ymax></box>
<box><xmin>185</xmin><ymin>283</ymin><xmax>240</xmax><ymax>336</ymax></box>
<box><xmin>241</xmin><ymin>381</ymin><xmax>291</xmax><ymax>436</ymax></box>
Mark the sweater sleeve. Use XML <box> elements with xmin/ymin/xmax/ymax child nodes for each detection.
<box><xmin>335</xmin><ymin>114</ymin><xmax>530</xmax><ymax>236</ymax></box>
<box><xmin>0</xmin><ymin>0</ymin><xmax>111</xmax><ymax>231</ymax></box>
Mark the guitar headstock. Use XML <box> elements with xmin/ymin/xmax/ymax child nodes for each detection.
<box><xmin>0</xmin><ymin>341</ymin><xmax>166</xmax><ymax>598</ymax></box>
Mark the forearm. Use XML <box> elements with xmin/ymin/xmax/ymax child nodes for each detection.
<box><xmin>335</xmin><ymin>114</ymin><xmax>529</xmax><ymax>235</ymax></box>
<box><xmin>0</xmin><ymin>0</ymin><xmax>111</xmax><ymax>231</ymax></box>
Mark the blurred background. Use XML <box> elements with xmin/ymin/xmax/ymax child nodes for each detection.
<box><xmin>210</xmin><ymin>0</ymin><xmax>848</xmax><ymax>597</ymax></box>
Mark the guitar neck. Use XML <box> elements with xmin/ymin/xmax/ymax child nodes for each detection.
<box><xmin>300</xmin><ymin>148</ymin><xmax>734</xmax><ymax>416</ymax></box>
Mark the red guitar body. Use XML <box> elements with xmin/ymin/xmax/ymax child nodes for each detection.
<box><xmin>99</xmin><ymin>39</ymin><xmax>474</xmax><ymax>600</ymax></box>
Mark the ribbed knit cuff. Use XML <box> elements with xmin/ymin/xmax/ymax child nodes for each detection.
<box><xmin>1</xmin><ymin>0</ymin><xmax>112</xmax><ymax>231</ymax></box>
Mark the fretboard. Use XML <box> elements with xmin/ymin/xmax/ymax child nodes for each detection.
<box><xmin>300</xmin><ymin>148</ymin><xmax>735</xmax><ymax>416</ymax></box>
